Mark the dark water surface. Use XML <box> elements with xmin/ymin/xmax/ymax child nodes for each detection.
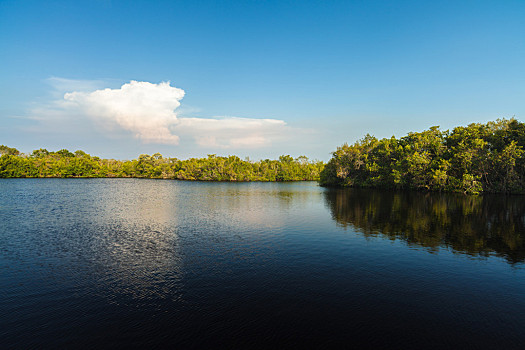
<box><xmin>1</xmin><ymin>179</ymin><xmax>524</xmax><ymax>348</ymax></box>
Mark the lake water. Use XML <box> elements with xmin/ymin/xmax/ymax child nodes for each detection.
<box><xmin>1</xmin><ymin>179</ymin><xmax>524</xmax><ymax>348</ymax></box>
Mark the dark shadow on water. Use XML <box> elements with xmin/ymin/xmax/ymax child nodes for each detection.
<box><xmin>324</xmin><ymin>188</ymin><xmax>525</xmax><ymax>264</ymax></box>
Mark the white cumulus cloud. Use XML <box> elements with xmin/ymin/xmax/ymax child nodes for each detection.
<box><xmin>65</xmin><ymin>81</ymin><xmax>184</xmax><ymax>144</ymax></box>
<box><xmin>176</xmin><ymin>117</ymin><xmax>286</xmax><ymax>148</ymax></box>
<box><xmin>50</xmin><ymin>80</ymin><xmax>287</xmax><ymax>148</ymax></box>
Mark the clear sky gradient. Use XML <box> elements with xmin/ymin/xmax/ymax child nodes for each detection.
<box><xmin>1</xmin><ymin>0</ymin><xmax>524</xmax><ymax>160</ymax></box>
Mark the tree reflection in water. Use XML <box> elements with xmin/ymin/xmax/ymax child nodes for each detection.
<box><xmin>324</xmin><ymin>188</ymin><xmax>525</xmax><ymax>264</ymax></box>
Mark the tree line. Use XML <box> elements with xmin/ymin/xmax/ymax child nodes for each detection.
<box><xmin>0</xmin><ymin>147</ymin><xmax>324</xmax><ymax>182</ymax></box>
<box><xmin>320</xmin><ymin>119</ymin><xmax>525</xmax><ymax>194</ymax></box>
<box><xmin>2</xmin><ymin>118</ymin><xmax>524</xmax><ymax>192</ymax></box>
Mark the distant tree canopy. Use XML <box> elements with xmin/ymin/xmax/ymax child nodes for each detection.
<box><xmin>0</xmin><ymin>145</ymin><xmax>20</xmax><ymax>156</ymax></box>
<box><xmin>3</xmin><ymin>118</ymin><xmax>524</xmax><ymax>192</ymax></box>
<box><xmin>320</xmin><ymin>119</ymin><xmax>525</xmax><ymax>194</ymax></box>
<box><xmin>0</xmin><ymin>147</ymin><xmax>324</xmax><ymax>182</ymax></box>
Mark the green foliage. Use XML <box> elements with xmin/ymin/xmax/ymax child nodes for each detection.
<box><xmin>0</xmin><ymin>145</ymin><xmax>20</xmax><ymax>156</ymax></box>
<box><xmin>320</xmin><ymin>119</ymin><xmax>525</xmax><ymax>194</ymax></box>
<box><xmin>0</xmin><ymin>149</ymin><xmax>324</xmax><ymax>182</ymax></box>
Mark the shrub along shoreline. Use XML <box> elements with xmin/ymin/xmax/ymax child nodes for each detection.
<box><xmin>0</xmin><ymin>148</ymin><xmax>324</xmax><ymax>182</ymax></box>
<box><xmin>2</xmin><ymin>118</ymin><xmax>524</xmax><ymax>193</ymax></box>
<box><xmin>320</xmin><ymin>119</ymin><xmax>525</xmax><ymax>194</ymax></box>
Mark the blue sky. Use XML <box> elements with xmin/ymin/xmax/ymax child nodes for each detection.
<box><xmin>1</xmin><ymin>0</ymin><xmax>524</xmax><ymax>160</ymax></box>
